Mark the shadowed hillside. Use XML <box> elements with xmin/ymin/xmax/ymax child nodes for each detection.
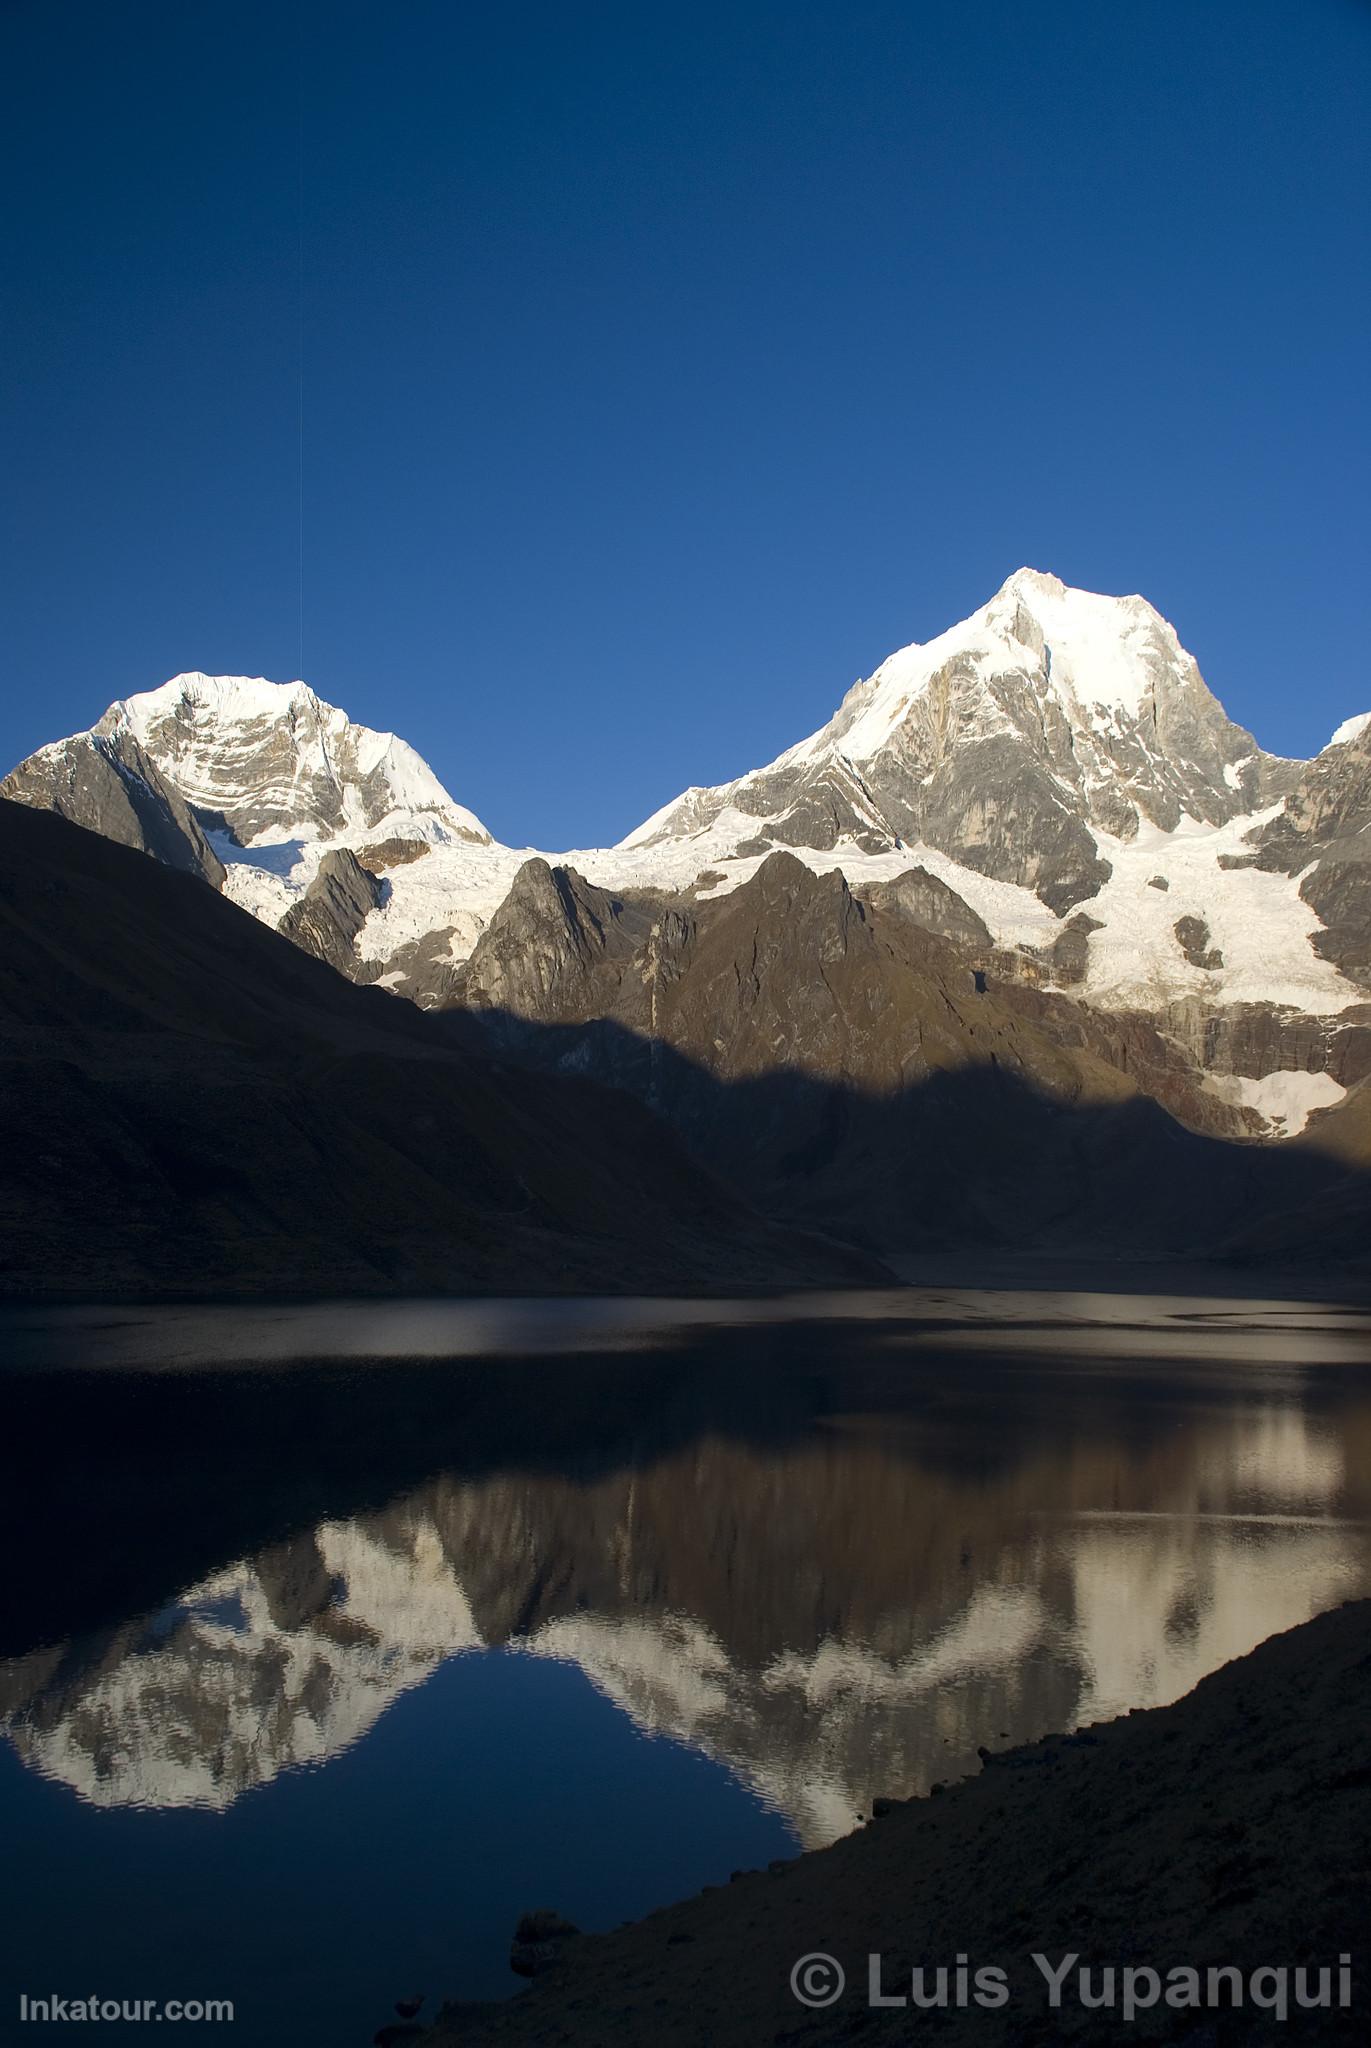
<box><xmin>3</xmin><ymin>801</ymin><xmax>1370</xmax><ymax>1300</ymax></box>
<box><xmin>0</xmin><ymin>802</ymin><xmax>877</xmax><ymax>1301</ymax></box>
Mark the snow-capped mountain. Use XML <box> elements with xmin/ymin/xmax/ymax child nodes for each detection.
<box><xmin>4</xmin><ymin>574</ymin><xmax>1368</xmax><ymax>1139</ymax></box>
<box><xmin>2</xmin><ymin>670</ymin><xmax>487</xmax><ymax>885</ymax></box>
<box><xmin>105</xmin><ymin>671</ymin><xmax>490</xmax><ymax>847</ymax></box>
<box><xmin>624</xmin><ymin>569</ymin><xmax>1300</xmax><ymax>913</ymax></box>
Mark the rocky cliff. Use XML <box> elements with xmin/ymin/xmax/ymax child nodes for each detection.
<box><xmin>1242</xmin><ymin>719</ymin><xmax>1371</xmax><ymax>990</ymax></box>
<box><xmin>447</xmin><ymin>849</ymin><xmax>1371</xmax><ymax>1254</ymax></box>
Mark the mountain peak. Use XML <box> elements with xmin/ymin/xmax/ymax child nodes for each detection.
<box><xmin>982</xmin><ymin>571</ymin><xmax>1182</xmax><ymax>699</ymax></box>
<box><xmin>622</xmin><ymin>573</ymin><xmax>1293</xmax><ymax>909</ymax></box>
<box><xmin>137</xmin><ymin>669</ymin><xmax>307</xmax><ymax>701</ymax></box>
<box><xmin>838</xmin><ymin>573</ymin><xmax>1188</xmax><ymax>774</ymax></box>
<box><xmin>83</xmin><ymin>670</ymin><xmax>492</xmax><ymax>847</ymax></box>
<box><xmin>994</xmin><ymin>565</ymin><xmax>1068</xmax><ymax>602</ymax></box>
<box><xmin>991</xmin><ymin>566</ymin><xmax>1157</xmax><ymax>615</ymax></box>
<box><xmin>7</xmin><ymin>671</ymin><xmax>491</xmax><ymax>863</ymax></box>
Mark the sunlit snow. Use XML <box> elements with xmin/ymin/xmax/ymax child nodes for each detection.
<box><xmin>28</xmin><ymin>574</ymin><xmax>1370</xmax><ymax>1145</ymax></box>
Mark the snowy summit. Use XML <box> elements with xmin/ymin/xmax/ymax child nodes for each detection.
<box><xmin>5</xmin><ymin>571</ymin><xmax>1369</xmax><ymax>1135</ymax></box>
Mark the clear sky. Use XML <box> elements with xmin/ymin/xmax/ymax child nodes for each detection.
<box><xmin>3</xmin><ymin>0</ymin><xmax>1368</xmax><ymax>847</ymax></box>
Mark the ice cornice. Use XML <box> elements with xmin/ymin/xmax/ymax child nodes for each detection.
<box><xmin>1326</xmin><ymin>711</ymin><xmax>1370</xmax><ymax>751</ymax></box>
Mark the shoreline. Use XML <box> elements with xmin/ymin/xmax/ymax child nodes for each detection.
<box><xmin>6</xmin><ymin>1252</ymin><xmax>1371</xmax><ymax>1315</ymax></box>
<box><xmin>6</xmin><ymin>1270</ymin><xmax>1371</xmax><ymax>1375</ymax></box>
<box><xmin>404</xmin><ymin>1601</ymin><xmax>1371</xmax><ymax>2045</ymax></box>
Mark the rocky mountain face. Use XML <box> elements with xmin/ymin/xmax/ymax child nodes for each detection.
<box><xmin>4</xmin><ymin>575</ymin><xmax>1369</xmax><ymax>1177</ymax></box>
<box><xmin>1241</xmin><ymin>719</ymin><xmax>1371</xmax><ymax>990</ymax></box>
<box><xmin>278</xmin><ymin>847</ymin><xmax>386</xmax><ymax>974</ymax></box>
<box><xmin>1</xmin><ymin>724</ymin><xmax>227</xmax><ymax>882</ymax></box>
<box><xmin>68</xmin><ymin>671</ymin><xmax>488</xmax><ymax>849</ymax></box>
<box><xmin>447</xmin><ymin>849</ymin><xmax>1371</xmax><ymax>1256</ymax></box>
<box><xmin>862</xmin><ymin>866</ymin><xmax>993</xmax><ymax>953</ymax></box>
<box><xmin>625</xmin><ymin>570</ymin><xmax>1300</xmax><ymax>913</ymax></box>
<box><xmin>4</xmin><ymin>791</ymin><xmax>1368</xmax><ymax>1290</ymax></box>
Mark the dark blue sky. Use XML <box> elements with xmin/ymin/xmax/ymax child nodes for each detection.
<box><xmin>4</xmin><ymin>0</ymin><xmax>1368</xmax><ymax>846</ymax></box>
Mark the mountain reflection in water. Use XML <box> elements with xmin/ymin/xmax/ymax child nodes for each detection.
<box><xmin>3</xmin><ymin>1289</ymin><xmax>1370</xmax><ymax>1849</ymax></box>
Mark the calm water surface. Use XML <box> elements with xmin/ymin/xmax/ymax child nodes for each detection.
<box><xmin>2</xmin><ymin>1286</ymin><xmax>1370</xmax><ymax>2044</ymax></box>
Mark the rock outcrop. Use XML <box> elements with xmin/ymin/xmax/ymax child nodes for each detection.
<box><xmin>1</xmin><ymin>728</ymin><xmax>225</xmax><ymax>883</ymax></box>
<box><xmin>279</xmin><ymin>848</ymin><xmax>385</xmax><ymax>975</ymax></box>
<box><xmin>858</xmin><ymin>866</ymin><xmax>993</xmax><ymax>953</ymax></box>
<box><xmin>1174</xmin><ymin>914</ymin><xmax>1224</xmax><ymax>971</ymax></box>
<box><xmin>446</xmin><ymin>848</ymin><xmax>1371</xmax><ymax>1253</ymax></box>
<box><xmin>1243</xmin><ymin>720</ymin><xmax>1371</xmax><ymax>988</ymax></box>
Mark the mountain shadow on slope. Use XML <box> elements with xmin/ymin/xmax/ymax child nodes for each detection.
<box><xmin>443</xmin><ymin>1004</ymin><xmax>1371</xmax><ymax>1268</ymax></box>
<box><xmin>3</xmin><ymin>801</ymin><xmax>1370</xmax><ymax>1301</ymax></box>
<box><xmin>0</xmin><ymin>801</ymin><xmax>877</xmax><ymax>1302</ymax></box>
<box><xmin>443</xmin><ymin>850</ymin><xmax>1371</xmax><ymax>1141</ymax></box>
<box><xmin>436</xmin><ymin>850</ymin><xmax>1371</xmax><ymax>1267</ymax></box>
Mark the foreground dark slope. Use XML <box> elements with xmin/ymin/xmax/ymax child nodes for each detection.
<box><xmin>419</xmin><ymin>1601</ymin><xmax>1371</xmax><ymax>2047</ymax></box>
<box><xmin>0</xmin><ymin>802</ymin><xmax>874</xmax><ymax>1300</ymax></box>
